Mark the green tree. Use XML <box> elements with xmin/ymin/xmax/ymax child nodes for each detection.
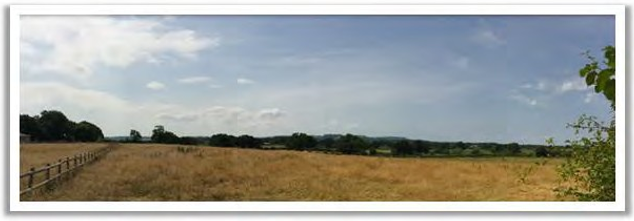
<box><xmin>209</xmin><ymin>133</ymin><xmax>237</xmax><ymax>147</ymax></box>
<box><xmin>334</xmin><ymin>134</ymin><xmax>369</xmax><ymax>155</ymax></box>
<box><xmin>287</xmin><ymin>132</ymin><xmax>317</xmax><ymax>150</ymax></box>
<box><xmin>413</xmin><ymin>140</ymin><xmax>430</xmax><ymax>154</ymax></box>
<box><xmin>319</xmin><ymin>137</ymin><xmax>335</xmax><ymax>150</ymax></box>
<box><xmin>151</xmin><ymin>125</ymin><xmax>165</xmax><ymax>143</ymax></box>
<box><xmin>555</xmin><ymin>46</ymin><xmax>615</xmax><ymax>201</ymax></box>
<box><xmin>38</xmin><ymin>110</ymin><xmax>73</xmax><ymax>141</ymax></box>
<box><xmin>151</xmin><ymin>125</ymin><xmax>180</xmax><ymax>144</ymax></box>
<box><xmin>179</xmin><ymin>137</ymin><xmax>199</xmax><ymax>145</ymax></box>
<box><xmin>129</xmin><ymin>129</ymin><xmax>142</xmax><ymax>143</ymax></box>
<box><xmin>236</xmin><ymin>135</ymin><xmax>262</xmax><ymax>148</ymax></box>
<box><xmin>508</xmin><ymin>142</ymin><xmax>521</xmax><ymax>155</ymax></box>
<box><xmin>392</xmin><ymin>140</ymin><xmax>414</xmax><ymax>156</ymax></box>
<box><xmin>535</xmin><ymin>146</ymin><xmax>549</xmax><ymax>157</ymax></box>
<box><xmin>72</xmin><ymin>121</ymin><xmax>104</xmax><ymax>142</ymax></box>
<box><xmin>20</xmin><ymin>114</ymin><xmax>42</xmax><ymax>141</ymax></box>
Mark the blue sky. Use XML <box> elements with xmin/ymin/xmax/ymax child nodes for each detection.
<box><xmin>20</xmin><ymin>15</ymin><xmax>615</xmax><ymax>144</ymax></box>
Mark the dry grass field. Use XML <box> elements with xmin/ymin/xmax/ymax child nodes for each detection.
<box><xmin>21</xmin><ymin>143</ymin><xmax>569</xmax><ymax>201</ymax></box>
<box><xmin>20</xmin><ymin>143</ymin><xmax>109</xmax><ymax>173</ymax></box>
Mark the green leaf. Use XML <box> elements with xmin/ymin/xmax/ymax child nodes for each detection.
<box><xmin>603</xmin><ymin>79</ymin><xmax>615</xmax><ymax>103</ymax></box>
<box><xmin>585</xmin><ymin>71</ymin><xmax>596</xmax><ymax>86</ymax></box>
<box><xmin>595</xmin><ymin>69</ymin><xmax>612</xmax><ymax>92</ymax></box>
<box><xmin>603</xmin><ymin>46</ymin><xmax>615</xmax><ymax>69</ymax></box>
<box><xmin>580</xmin><ymin>64</ymin><xmax>591</xmax><ymax>77</ymax></box>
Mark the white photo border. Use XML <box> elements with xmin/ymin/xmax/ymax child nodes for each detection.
<box><xmin>9</xmin><ymin>4</ymin><xmax>626</xmax><ymax>212</ymax></box>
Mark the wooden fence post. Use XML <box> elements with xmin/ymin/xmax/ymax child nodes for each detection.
<box><xmin>45</xmin><ymin>163</ymin><xmax>51</xmax><ymax>181</ymax></box>
<box><xmin>57</xmin><ymin>159</ymin><xmax>62</xmax><ymax>175</ymax></box>
<box><xmin>66</xmin><ymin>157</ymin><xmax>70</xmax><ymax>170</ymax></box>
<box><xmin>74</xmin><ymin>155</ymin><xmax>77</xmax><ymax>167</ymax></box>
<box><xmin>28</xmin><ymin>167</ymin><xmax>35</xmax><ymax>189</ymax></box>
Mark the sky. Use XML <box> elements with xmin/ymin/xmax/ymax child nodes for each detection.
<box><xmin>19</xmin><ymin>15</ymin><xmax>615</xmax><ymax>144</ymax></box>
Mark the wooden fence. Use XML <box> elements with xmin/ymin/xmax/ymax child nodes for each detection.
<box><xmin>20</xmin><ymin>144</ymin><xmax>117</xmax><ymax>196</ymax></box>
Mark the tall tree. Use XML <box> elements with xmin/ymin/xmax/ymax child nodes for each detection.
<box><xmin>72</xmin><ymin>121</ymin><xmax>104</xmax><ymax>142</ymax></box>
<box><xmin>38</xmin><ymin>110</ymin><xmax>73</xmax><ymax>141</ymax></box>
<box><xmin>151</xmin><ymin>125</ymin><xmax>180</xmax><ymax>144</ymax></box>
<box><xmin>129</xmin><ymin>129</ymin><xmax>142</xmax><ymax>143</ymax></box>
<box><xmin>151</xmin><ymin>125</ymin><xmax>165</xmax><ymax>143</ymax></box>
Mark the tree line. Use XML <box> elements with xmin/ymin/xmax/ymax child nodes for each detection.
<box><xmin>19</xmin><ymin>110</ymin><xmax>564</xmax><ymax>158</ymax></box>
<box><xmin>130</xmin><ymin>125</ymin><xmax>566</xmax><ymax>158</ymax></box>
<box><xmin>20</xmin><ymin>110</ymin><xmax>104</xmax><ymax>142</ymax></box>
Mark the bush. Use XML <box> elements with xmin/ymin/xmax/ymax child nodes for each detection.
<box><xmin>555</xmin><ymin>46</ymin><xmax>615</xmax><ymax>201</ymax></box>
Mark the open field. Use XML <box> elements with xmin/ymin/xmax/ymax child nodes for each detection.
<box><xmin>21</xmin><ymin>143</ymin><xmax>568</xmax><ymax>201</ymax></box>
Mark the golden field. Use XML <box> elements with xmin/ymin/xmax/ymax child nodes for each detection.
<box><xmin>21</xmin><ymin>143</ymin><xmax>569</xmax><ymax>201</ymax></box>
<box><xmin>20</xmin><ymin>143</ymin><xmax>108</xmax><ymax>173</ymax></box>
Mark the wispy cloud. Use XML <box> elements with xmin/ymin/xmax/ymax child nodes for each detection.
<box><xmin>178</xmin><ymin>76</ymin><xmax>211</xmax><ymax>84</ymax></box>
<box><xmin>514</xmin><ymin>77</ymin><xmax>593</xmax><ymax>106</ymax></box>
<box><xmin>237</xmin><ymin>78</ymin><xmax>255</xmax><ymax>85</ymax></box>
<box><xmin>146</xmin><ymin>81</ymin><xmax>166</xmax><ymax>90</ymax></box>
<box><xmin>257</xmin><ymin>108</ymin><xmax>286</xmax><ymax>120</ymax></box>
<box><xmin>520</xmin><ymin>81</ymin><xmax>547</xmax><ymax>91</ymax></box>
<box><xmin>558</xmin><ymin>78</ymin><xmax>589</xmax><ymax>93</ymax></box>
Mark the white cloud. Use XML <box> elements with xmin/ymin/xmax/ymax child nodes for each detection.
<box><xmin>514</xmin><ymin>78</ymin><xmax>592</xmax><ymax>106</ymax></box>
<box><xmin>178</xmin><ymin>76</ymin><xmax>211</xmax><ymax>84</ymax></box>
<box><xmin>473</xmin><ymin>29</ymin><xmax>505</xmax><ymax>47</ymax></box>
<box><xmin>21</xmin><ymin>82</ymin><xmax>288</xmax><ymax>136</ymax></box>
<box><xmin>237</xmin><ymin>78</ymin><xmax>255</xmax><ymax>85</ymax></box>
<box><xmin>21</xmin><ymin>16</ymin><xmax>217</xmax><ymax>78</ymax></box>
<box><xmin>257</xmin><ymin>108</ymin><xmax>286</xmax><ymax>120</ymax></box>
<box><xmin>21</xmin><ymin>82</ymin><xmax>131</xmax><ymax>113</ymax></box>
<box><xmin>520</xmin><ymin>81</ymin><xmax>547</xmax><ymax>91</ymax></box>
<box><xmin>146</xmin><ymin>81</ymin><xmax>166</xmax><ymax>90</ymax></box>
<box><xmin>558</xmin><ymin>78</ymin><xmax>589</xmax><ymax>93</ymax></box>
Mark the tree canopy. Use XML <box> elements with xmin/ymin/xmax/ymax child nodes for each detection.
<box><xmin>20</xmin><ymin>110</ymin><xmax>104</xmax><ymax>142</ymax></box>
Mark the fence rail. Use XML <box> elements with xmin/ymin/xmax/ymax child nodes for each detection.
<box><xmin>20</xmin><ymin>143</ymin><xmax>117</xmax><ymax>196</ymax></box>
